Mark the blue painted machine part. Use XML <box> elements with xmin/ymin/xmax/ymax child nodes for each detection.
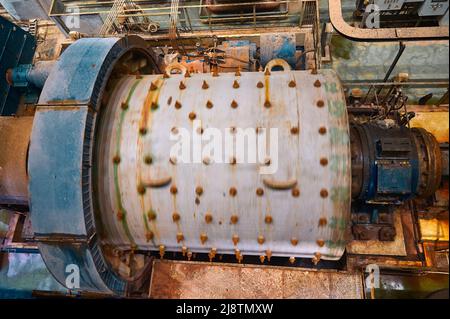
<box><xmin>350</xmin><ymin>123</ymin><xmax>441</xmax><ymax>204</ymax></box>
<box><xmin>10</xmin><ymin>64</ymin><xmax>32</xmax><ymax>87</ymax></box>
<box><xmin>0</xmin><ymin>16</ymin><xmax>36</xmax><ymax>115</ymax></box>
<box><xmin>11</xmin><ymin>61</ymin><xmax>55</xmax><ymax>89</ymax></box>
<box><xmin>260</xmin><ymin>33</ymin><xmax>297</xmax><ymax>69</ymax></box>
<box><xmin>28</xmin><ymin>35</ymin><xmax>156</xmax><ymax>295</ymax></box>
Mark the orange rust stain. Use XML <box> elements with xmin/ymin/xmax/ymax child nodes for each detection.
<box><xmin>138</xmin><ymin>76</ymin><xmax>165</xmax><ymax>242</ymax></box>
<box><xmin>264</xmin><ymin>75</ymin><xmax>270</xmax><ymax>107</ymax></box>
<box><xmin>141</xmin><ymin>77</ymin><xmax>164</xmax><ymax>130</ymax></box>
<box><xmin>410</xmin><ymin>111</ymin><xmax>449</xmax><ymax>143</ymax></box>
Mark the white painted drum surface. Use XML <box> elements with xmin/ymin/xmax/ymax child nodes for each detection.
<box><xmin>95</xmin><ymin>68</ymin><xmax>350</xmax><ymax>260</ymax></box>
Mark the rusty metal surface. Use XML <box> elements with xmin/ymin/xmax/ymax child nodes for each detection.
<box><xmin>329</xmin><ymin>0</ymin><xmax>449</xmax><ymax>41</ymax></box>
<box><xmin>346</xmin><ymin>211</ymin><xmax>407</xmax><ymax>256</ymax></box>
<box><xmin>410</xmin><ymin>111</ymin><xmax>449</xmax><ymax>144</ymax></box>
<box><xmin>205</xmin><ymin>0</ymin><xmax>282</xmax><ymax>14</ymax></box>
<box><xmin>95</xmin><ymin>68</ymin><xmax>351</xmax><ymax>261</ymax></box>
<box><xmin>419</xmin><ymin>218</ymin><xmax>449</xmax><ymax>242</ymax></box>
<box><xmin>149</xmin><ymin>259</ymin><xmax>363</xmax><ymax>299</ymax></box>
<box><xmin>0</xmin><ymin>117</ymin><xmax>33</xmax><ymax>205</ymax></box>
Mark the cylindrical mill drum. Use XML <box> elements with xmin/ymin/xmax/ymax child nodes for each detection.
<box><xmin>94</xmin><ymin>67</ymin><xmax>351</xmax><ymax>261</ymax></box>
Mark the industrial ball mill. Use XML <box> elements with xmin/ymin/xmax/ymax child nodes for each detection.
<box><xmin>0</xmin><ymin>34</ymin><xmax>442</xmax><ymax>295</ymax></box>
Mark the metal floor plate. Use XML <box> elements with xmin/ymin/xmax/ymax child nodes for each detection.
<box><xmin>149</xmin><ymin>260</ymin><xmax>363</xmax><ymax>299</ymax></box>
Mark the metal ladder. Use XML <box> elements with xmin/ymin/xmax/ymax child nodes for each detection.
<box><xmin>28</xmin><ymin>19</ymin><xmax>38</xmax><ymax>37</ymax></box>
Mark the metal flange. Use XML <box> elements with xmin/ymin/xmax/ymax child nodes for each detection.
<box><xmin>29</xmin><ymin>36</ymin><xmax>158</xmax><ymax>295</ymax></box>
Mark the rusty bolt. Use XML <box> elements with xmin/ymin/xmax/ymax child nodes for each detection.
<box><xmin>316</xmin><ymin>100</ymin><xmax>325</xmax><ymax>108</ymax></box>
<box><xmin>320</xmin><ymin>157</ymin><xmax>328</xmax><ymax>166</ymax></box>
<box><xmin>320</xmin><ymin>189</ymin><xmax>328</xmax><ymax>198</ymax></box>
<box><xmin>159</xmin><ymin>245</ymin><xmax>165</xmax><ymax>259</ymax></box>
<box><xmin>151</xmin><ymin>101</ymin><xmax>159</xmax><ymax>110</ymax></box>
<box><xmin>318</xmin><ymin>217</ymin><xmax>327</xmax><ymax>227</ymax></box>
<box><xmin>171</xmin><ymin>126</ymin><xmax>179</xmax><ymax>134</ymax></box>
<box><xmin>290</xmin><ymin>126</ymin><xmax>299</xmax><ymax>135</ymax></box>
<box><xmin>206</xmin><ymin>100</ymin><xmax>213</xmax><ymax>108</ymax></box>
<box><xmin>257</xmin><ymin>235</ymin><xmax>265</xmax><ymax>245</ymax></box>
<box><xmin>208</xmin><ymin>248</ymin><xmax>217</xmax><ymax>261</ymax></box>
<box><xmin>259</xmin><ymin>255</ymin><xmax>265</xmax><ymax>263</ymax></box>
<box><xmin>176</xmin><ymin>232</ymin><xmax>184</xmax><ymax>243</ymax></box>
<box><xmin>257</xmin><ymin>81</ymin><xmax>264</xmax><ymax>89</ymax></box>
<box><xmin>116</xmin><ymin>210</ymin><xmax>124</xmax><ymax>221</ymax></box>
<box><xmin>288</xmin><ymin>80</ymin><xmax>296</xmax><ymax>88</ymax></box>
<box><xmin>230</xmin><ymin>157</ymin><xmax>237</xmax><ymax>165</ymax></box>
<box><xmin>291</xmin><ymin>237</ymin><xmax>298</xmax><ymax>246</ymax></box>
<box><xmin>312</xmin><ymin>252</ymin><xmax>321</xmax><ymax>265</ymax></box>
<box><xmin>256</xmin><ymin>188</ymin><xmax>264</xmax><ymax>196</ymax></box>
<box><xmin>289</xmin><ymin>256</ymin><xmax>296</xmax><ymax>264</ymax></box>
<box><xmin>113</xmin><ymin>155</ymin><xmax>121</xmax><ymax>164</ymax></box>
<box><xmin>231</xmin><ymin>100</ymin><xmax>238</xmax><ymax>109</ymax></box>
<box><xmin>137</xmin><ymin>184</ymin><xmax>146</xmax><ymax>195</ymax></box>
<box><xmin>264</xmin><ymin>158</ymin><xmax>271</xmax><ymax>166</ymax></box>
<box><xmin>184</xmin><ymin>70</ymin><xmax>191</xmax><ymax>78</ymax></box>
<box><xmin>167</xmin><ymin>96</ymin><xmax>172</xmax><ymax>105</ymax></box>
<box><xmin>229</xmin><ymin>187</ymin><xmax>237</xmax><ymax>197</ymax></box>
<box><xmin>145</xmin><ymin>231</ymin><xmax>154</xmax><ymax>242</ymax></box>
<box><xmin>200</xmin><ymin>233</ymin><xmax>208</xmax><ymax>244</ymax></box>
<box><xmin>150</xmin><ymin>82</ymin><xmax>158</xmax><ymax>91</ymax></box>
<box><xmin>264</xmin><ymin>100</ymin><xmax>271</xmax><ymax>108</ymax></box>
<box><xmin>230</xmin><ymin>215</ymin><xmax>239</xmax><ymax>224</ymax></box>
<box><xmin>314</xmin><ymin>79</ymin><xmax>321</xmax><ymax>88</ymax></box>
<box><xmin>144</xmin><ymin>155</ymin><xmax>153</xmax><ymax>165</ymax></box>
<box><xmin>196</xmin><ymin>186</ymin><xmax>203</xmax><ymax>196</ymax></box>
<box><xmin>292</xmin><ymin>188</ymin><xmax>300</xmax><ymax>197</ymax></box>
<box><xmin>232</xmin><ymin>234</ymin><xmax>239</xmax><ymax>245</ymax></box>
<box><xmin>266</xmin><ymin>249</ymin><xmax>272</xmax><ymax>261</ymax></box>
<box><xmin>189</xmin><ymin>112</ymin><xmax>196</xmax><ymax>120</ymax></box>
<box><xmin>264</xmin><ymin>214</ymin><xmax>273</xmax><ymax>224</ymax></box>
<box><xmin>172</xmin><ymin>212</ymin><xmax>180</xmax><ymax>222</ymax></box>
<box><xmin>195</xmin><ymin>197</ymin><xmax>200</xmax><ymax>205</ymax></box>
<box><xmin>170</xmin><ymin>185</ymin><xmax>178</xmax><ymax>195</ymax></box>
<box><xmin>233</xmin><ymin>80</ymin><xmax>240</xmax><ymax>89</ymax></box>
<box><xmin>179</xmin><ymin>81</ymin><xmax>186</xmax><ymax>90</ymax></box>
<box><xmin>202</xmin><ymin>80</ymin><xmax>209</xmax><ymax>90</ymax></box>
<box><xmin>139</xmin><ymin>127</ymin><xmax>148</xmax><ymax>135</ymax></box>
<box><xmin>121</xmin><ymin>102</ymin><xmax>128</xmax><ymax>110</ymax></box>
<box><xmin>319</xmin><ymin>126</ymin><xmax>327</xmax><ymax>135</ymax></box>
<box><xmin>197</xmin><ymin>127</ymin><xmax>204</xmax><ymax>135</ymax></box>
<box><xmin>205</xmin><ymin>213</ymin><xmax>213</xmax><ymax>224</ymax></box>
<box><xmin>316</xmin><ymin>239</ymin><xmax>325</xmax><ymax>247</ymax></box>
<box><xmin>202</xmin><ymin>157</ymin><xmax>211</xmax><ymax>165</ymax></box>
<box><xmin>175</xmin><ymin>100</ymin><xmax>182</xmax><ymax>109</ymax></box>
<box><xmin>147</xmin><ymin>210</ymin><xmax>157</xmax><ymax>221</ymax></box>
